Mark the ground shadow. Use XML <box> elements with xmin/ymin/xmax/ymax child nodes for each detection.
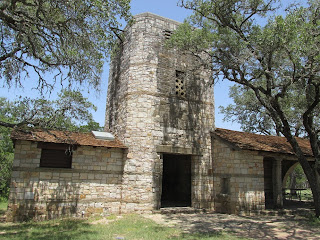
<box><xmin>0</xmin><ymin>209</ymin><xmax>6</xmax><ymax>217</ymax></box>
<box><xmin>162</xmin><ymin>213</ymin><xmax>320</xmax><ymax>240</ymax></box>
<box><xmin>0</xmin><ymin>218</ymin><xmax>96</xmax><ymax>240</ymax></box>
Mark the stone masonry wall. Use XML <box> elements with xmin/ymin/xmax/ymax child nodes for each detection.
<box><xmin>105</xmin><ymin>13</ymin><xmax>215</xmax><ymax>212</ymax></box>
<box><xmin>7</xmin><ymin>140</ymin><xmax>125</xmax><ymax>221</ymax></box>
<box><xmin>212</xmin><ymin>138</ymin><xmax>265</xmax><ymax>214</ymax></box>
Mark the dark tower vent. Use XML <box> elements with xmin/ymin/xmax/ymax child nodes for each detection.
<box><xmin>164</xmin><ymin>30</ymin><xmax>173</xmax><ymax>39</ymax></box>
<box><xmin>175</xmin><ymin>70</ymin><xmax>186</xmax><ymax>97</ymax></box>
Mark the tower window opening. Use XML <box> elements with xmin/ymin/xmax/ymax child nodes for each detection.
<box><xmin>164</xmin><ymin>30</ymin><xmax>173</xmax><ymax>39</ymax></box>
<box><xmin>175</xmin><ymin>71</ymin><xmax>186</xmax><ymax>97</ymax></box>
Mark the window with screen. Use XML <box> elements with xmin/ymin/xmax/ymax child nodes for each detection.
<box><xmin>39</xmin><ymin>143</ymin><xmax>73</xmax><ymax>168</ymax></box>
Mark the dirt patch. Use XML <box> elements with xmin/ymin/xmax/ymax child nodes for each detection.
<box><xmin>90</xmin><ymin>215</ymin><xmax>123</xmax><ymax>225</ymax></box>
<box><xmin>144</xmin><ymin>213</ymin><xmax>320</xmax><ymax>240</ymax></box>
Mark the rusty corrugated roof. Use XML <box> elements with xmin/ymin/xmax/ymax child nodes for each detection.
<box><xmin>11</xmin><ymin>129</ymin><xmax>127</xmax><ymax>149</ymax></box>
<box><xmin>213</xmin><ymin>128</ymin><xmax>312</xmax><ymax>157</ymax></box>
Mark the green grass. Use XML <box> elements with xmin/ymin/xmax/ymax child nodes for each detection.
<box><xmin>0</xmin><ymin>200</ymin><xmax>245</xmax><ymax>239</ymax></box>
<box><xmin>0</xmin><ymin>200</ymin><xmax>8</xmax><ymax>216</ymax></box>
<box><xmin>0</xmin><ymin>214</ymin><xmax>246</xmax><ymax>240</ymax></box>
<box><xmin>284</xmin><ymin>189</ymin><xmax>313</xmax><ymax>201</ymax></box>
<box><xmin>306</xmin><ymin>215</ymin><xmax>320</xmax><ymax>227</ymax></box>
<box><xmin>301</xmin><ymin>189</ymin><xmax>313</xmax><ymax>201</ymax></box>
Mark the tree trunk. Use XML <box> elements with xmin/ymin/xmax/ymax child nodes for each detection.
<box><xmin>282</xmin><ymin>130</ymin><xmax>320</xmax><ymax>217</ymax></box>
<box><xmin>289</xmin><ymin>170</ymin><xmax>297</xmax><ymax>196</ymax></box>
<box><xmin>309</xmin><ymin>168</ymin><xmax>320</xmax><ymax>218</ymax></box>
<box><xmin>299</xmin><ymin>160</ymin><xmax>320</xmax><ymax>217</ymax></box>
<box><xmin>309</xmin><ymin>181</ymin><xmax>320</xmax><ymax>217</ymax></box>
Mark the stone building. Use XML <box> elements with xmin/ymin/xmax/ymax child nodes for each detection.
<box><xmin>105</xmin><ymin>12</ymin><xmax>215</xmax><ymax>212</ymax></box>
<box><xmin>7</xmin><ymin>13</ymin><xmax>314</xmax><ymax>221</ymax></box>
<box><xmin>7</xmin><ymin>130</ymin><xmax>127</xmax><ymax>221</ymax></box>
<box><xmin>211</xmin><ymin>128</ymin><xmax>313</xmax><ymax>213</ymax></box>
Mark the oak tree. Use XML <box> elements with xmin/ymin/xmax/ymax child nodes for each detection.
<box><xmin>171</xmin><ymin>0</ymin><xmax>320</xmax><ymax>216</ymax></box>
<box><xmin>0</xmin><ymin>0</ymin><xmax>131</xmax><ymax>92</ymax></box>
<box><xmin>219</xmin><ymin>84</ymin><xmax>320</xmax><ymax>137</ymax></box>
<box><xmin>0</xmin><ymin>91</ymin><xmax>102</xmax><ymax>130</ymax></box>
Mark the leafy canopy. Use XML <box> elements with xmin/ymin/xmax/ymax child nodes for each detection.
<box><xmin>0</xmin><ymin>91</ymin><xmax>102</xmax><ymax>131</ymax></box>
<box><xmin>0</xmin><ymin>0</ymin><xmax>132</xmax><ymax>92</ymax></box>
<box><xmin>219</xmin><ymin>83</ymin><xmax>320</xmax><ymax>137</ymax></box>
<box><xmin>0</xmin><ymin>124</ymin><xmax>13</xmax><ymax>199</ymax></box>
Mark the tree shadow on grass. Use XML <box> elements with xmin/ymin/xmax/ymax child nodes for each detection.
<box><xmin>151</xmin><ymin>225</ymin><xmax>224</xmax><ymax>240</ymax></box>
<box><xmin>171</xmin><ymin>231</ymin><xmax>224</xmax><ymax>240</ymax></box>
<box><xmin>162</xmin><ymin>213</ymin><xmax>320</xmax><ymax>240</ymax></box>
<box><xmin>0</xmin><ymin>201</ymin><xmax>8</xmax><ymax>222</ymax></box>
<box><xmin>0</xmin><ymin>218</ymin><xmax>96</xmax><ymax>240</ymax></box>
<box><xmin>0</xmin><ymin>209</ymin><xmax>6</xmax><ymax>217</ymax></box>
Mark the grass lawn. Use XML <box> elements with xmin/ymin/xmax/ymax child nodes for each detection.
<box><xmin>0</xmin><ymin>215</ymin><xmax>246</xmax><ymax>240</ymax></box>
<box><xmin>0</xmin><ymin>200</ymin><xmax>246</xmax><ymax>240</ymax></box>
<box><xmin>0</xmin><ymin>200</ymin><xmax>319</xmax><ymax>239</ymax></box>
<box><xmin>0</xmin><ymin>200</ymin><xmax>8</xmax><ymax>216</ymax></box>
<box><xmin>284</xmin><ymin>189</ymin><xmax>313</xmax><ymax>201</ymax></box>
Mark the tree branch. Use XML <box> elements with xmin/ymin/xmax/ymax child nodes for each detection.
<box><xmin>0</xmin><ymin>46</ymin><xmax>22</xmax><ymax>61</ymax></box>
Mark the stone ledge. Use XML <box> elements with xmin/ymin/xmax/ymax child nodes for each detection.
<box><xmin>12</xmin><ymin>167</ymin><xmax>123</xmax><ymax>175</ymax></box>
<box><xmin>134</xmin><ymin>12</ymin><xmax>181</xmax><ymax>25</ymax></box>
<box><xmin>156</xmin><ymin>207</ymin><xmax>207</xmax><ymax>214</ymax></box>
<box><xmin>156</xmin><ymin>145</ymin><xmax>202</xmax><ymax>155</ymax></box>
<box><xmin>214</xmin><ymin>173</ymin><xmax>264</xmax><ymax>178</ymax></box>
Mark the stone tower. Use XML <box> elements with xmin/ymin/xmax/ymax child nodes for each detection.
<box><xmin>105</xmin><ymin>13</ymin><xmax>215</xmax><ymax>213</ymax></box>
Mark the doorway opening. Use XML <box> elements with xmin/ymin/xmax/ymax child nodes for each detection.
<box><xmin>263</xmin><ymin>158</ymin><xmax>273</xmax><ymax>209</ymax></box>
<box><xmin>161</xmin><ymin>154</ymin><xmax>191</xmax><ymax>208</ymax></box>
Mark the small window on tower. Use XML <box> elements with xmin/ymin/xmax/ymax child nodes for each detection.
<box><xmin>164</xmin><ymin>30</ymin><xmax>173</xmax><ymax>39</ymax></box>
<box><xmin>175</xmin><ymin>71</ymin><xmax>186</xmax><ymax>97</ymax></box>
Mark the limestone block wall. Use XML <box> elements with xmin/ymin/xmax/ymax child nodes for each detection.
<box><xmin>212</xmin><ymin>138</ymin><xmax>265</xmax><ymax>214</ymax></box>
<box><xmin>105</xmin><ymin>13</ymin><xmax>215</xmax><ymax>212</ymax></box>
<box><xmin>7</xmin><ymin>140</ymin><xmax>125</xmax><ymax>221</ymax></box>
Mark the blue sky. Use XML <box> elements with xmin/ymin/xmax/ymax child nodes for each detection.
<box><xmin>5</xmin><ymin>0</ymin><xmax>304</xmax><ymax>131</ymax></box>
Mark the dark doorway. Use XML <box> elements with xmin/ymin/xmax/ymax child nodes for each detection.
<box><xmin>263</xmin><ymin>158</ymin><xmax>273</xmax><ymax>209</ymax></box>
<box><xmin>161</xmin><ymin>154</ymin><xmax>191</xmax><ymax>208</ymax></box>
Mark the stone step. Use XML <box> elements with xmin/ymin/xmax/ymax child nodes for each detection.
<box><xmin>154</xmin><ymin>207</ymin><xmax>205</xmax><ymax>214</ymax></box>
<box><xmin>239</xmin><ymin>208</ymin><xmax>315</xmax><ymax>217</ymax></box>
<box><xmin>154</xmin><ymin>207</ymin><xmax>315</xmax><ymax>217</ymax></box>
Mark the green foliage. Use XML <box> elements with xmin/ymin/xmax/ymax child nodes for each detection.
<box><xmin>0</xmin><ymin>199</ymin><xmax>8</xmax><ymax>216</ymax></box>
<box><xmin>167</xmin><ymin>21</ymin><xmax>214</xmax><ymax>53</ymax></box>
<box><xmin>0</xmin><ymin>124</ymin><xmax>14</xmax><ymax>200</ymax></box>
<box><xmin>219</xmin><ymin>83</ymin><xmax>317</xmax><ymax>136</ymax></box>
<box><xmin>288</xmin><ymin>164</ymin><xmax>308</xmax><ymax>189</ymax></box>
<box><xmin>0</xmin><ymin>150</ymin><xmax>13</xmax><ymax>200</ymax></box>
<box><xmin>0</xmin><ymin>0</ymin><xmax>132</xmax><ymax>92</ymax></box>
<box><xmin>307</xmin><ymin>215</ymin><xmax>320</xmax><ymax>226</ymax></box>
<box><xmin>219</xmin><ymin>85</ymin><xmax>277</xmax><ymax>135</ymax></box>
<box><xmin>0</xmin><ymin>90</ymin><xmax>102</xmax><ymax>131</ymax></box>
